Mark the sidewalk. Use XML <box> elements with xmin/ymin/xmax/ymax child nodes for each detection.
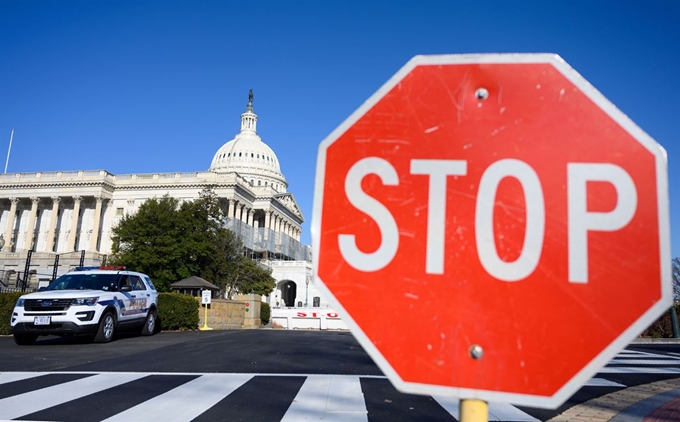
<box><xmin>549</xmin><ymin>339</ymin><xmax>680</xmax><ymax>421</ymax></box>
<box><xmin>548</xmin><ymin>377</ymin><xmax>680</xmax><ymax>422</ymax></box>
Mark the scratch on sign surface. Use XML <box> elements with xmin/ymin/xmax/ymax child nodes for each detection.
<box><xmin>377</xmin><ymin>138</ymin><xmax>410</xmax><ymax>145</ymax></box>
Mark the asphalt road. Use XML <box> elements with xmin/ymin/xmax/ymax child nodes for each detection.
<box><xmin>0</xmin><ymin>330</ymin><xmax>382</xmax><ymax>375</ymax></box>
<box><xmin>0</xmin><ymin>331</ymin><xmax>679</xmax><ymax>422</ymax></box>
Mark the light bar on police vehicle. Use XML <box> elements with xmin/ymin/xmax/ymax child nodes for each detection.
<box><xmin>72</xmin><ymin>265</ymin><xmax>126</xmax><ymax>271</ymax></box>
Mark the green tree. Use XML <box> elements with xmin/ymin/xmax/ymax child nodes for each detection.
<box><xmin>224</xmin><ymin>256</ymin><xmax>276</xmax><ymax>299</ymax></box>
<box><xmin>108</xmin><ymin>196</ymin><xmax>185</xmax><ymax>291</ymax></box>
<box><xmin>109</xmin><ymin>187</ymin><xmax>256</xmax><ymax>295</ymax></box>
<box><xmin>177</xmin><ymin>187</ymin><xmax>244</xmax><ymax>290</ymax></box>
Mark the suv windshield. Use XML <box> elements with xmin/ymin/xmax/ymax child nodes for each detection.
<box><xmin>45</xmin><ymin>273</ymin><xmax>121</xmax><ymax>291</ymax></box>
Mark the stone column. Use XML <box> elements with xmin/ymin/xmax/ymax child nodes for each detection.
<box><xmin>263</xmin><ymin>210</ymin><xmax>271</xmax><ymax>241</ymax></box>
<box><xmin>3</xmin><ymin>197</ymin><xmax>18</xmax><ymax>248</ymax></box>
<box><xmin>89</xmin><ymin>196</ymin><xmax>105</xmax><ymax>252</ymax></box>
<box><xmin>46</xmin><ymin>196</ymin><xmax>61</xmax><ymax>252</ymax></box>
<box><xmin>25</xmin><ymin>197</ymin><xmax>40</xmax><ymax>250</ymax></box>
<box><xmin>247</xmin><ymin>209</ymin><xmax>254</xmax><ymax>226</ymax></box>
<box><xmin>67</xmin><ymin>196</ymin><xmax>82</xmax><ymax>251</ymax></box>
<box><xmin>228</xmin><ymin>199</ymin><xmax>235</xmax><ymax>218</ymax></box>
<box><xmin>264</xmin><ymin>210</ymin><xmax>271</xmax><ymax>230</ymax></box>
<box><xmin>237</xmin><ymin>204</ymin><xmax>244</xmax><ymax>221</ymax></box>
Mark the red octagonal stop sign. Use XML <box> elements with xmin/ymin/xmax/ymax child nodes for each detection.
<box><xmin>312</xmin><ymin>54</ymin><xmax>671</xmax><ymax>408</ymax></box>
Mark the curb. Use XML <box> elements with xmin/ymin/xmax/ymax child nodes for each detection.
<box><xmin>631</xmin><ymin>338</ymin><xmax>680</xmax><ymax>344</ymax></box>
<box><xmin>548</xmin><ymin>377</ymin><xmax>680</xmax><ymax>422</ymax></box>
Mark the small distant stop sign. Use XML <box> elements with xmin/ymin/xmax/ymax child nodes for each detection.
<box><xmin>312</xmin><ymin>54</ymin><xmax>671</xmax><ymax>408</ymax></box>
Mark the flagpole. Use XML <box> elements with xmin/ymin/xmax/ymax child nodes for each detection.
<box><xmin>4</xmin><ymin>129</ymin><xmax>13</xmax><ymax>174</ymax></box>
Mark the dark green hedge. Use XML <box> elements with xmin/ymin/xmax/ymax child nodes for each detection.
<box><xmin>157</xmin><ymin>292</ymin><xmax>200</xmax><ymax>331</ymax></box>
<box><xmin>260</xmin><ymin>302</ymin><xmax>270</xmax><ymax>325</ymax></box>
<box><xmin>0</xmin><ymin>292</ymin><xmax>24</xmax><ymax>335</ymax></box>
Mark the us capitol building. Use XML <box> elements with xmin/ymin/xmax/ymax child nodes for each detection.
<box><xmin>0</xmin><ymin>92</ymin><xmax>319</xmax><ymax>308</ymax></box>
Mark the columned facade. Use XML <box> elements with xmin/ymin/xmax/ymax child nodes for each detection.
<box><xmin>0</xmin><ymin>194</ymin><xmax>111</xmax><ymax>254</ymax></box>
<box><xmin>0</xmin><ymin>92</ymin><xmax>309</xmax><ymax>286</ymax></box>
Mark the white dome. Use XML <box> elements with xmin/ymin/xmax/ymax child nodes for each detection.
<box><xmin>209</xmin><ymin>92</ymin><xmax>288</xmax><ymax>191</ymax></box>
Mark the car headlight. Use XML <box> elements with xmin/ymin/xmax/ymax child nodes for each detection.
<box><xmin>16</xmin><ymin>298</ymin><xmax>24</xmax><ymax>307</ymax></box>
<box><xmin>72</xmin><ymin>297</ymin><xmax>99</xmax><ymax>306</ymax></box>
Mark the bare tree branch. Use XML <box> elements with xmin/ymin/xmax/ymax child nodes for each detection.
<box><xmin>673</xmin><ymin>257</ymin><xmax>680</xmax><ymax>302</ymax></box>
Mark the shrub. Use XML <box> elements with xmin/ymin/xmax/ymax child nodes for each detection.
<box><xmin>0</xmin><ymin>292</ymin><xmax>24</xmax><ymax>335</ymax></box>
<box><xmin>157</xmin><ymin>292</ymin><xmax>200</xmax><ymax>331</ymax></box>
<box><xmin>260</xmin><ymin>302</ymin><xmax>270</xmax><ymax>325</ymax></box>
<box><xmin>641</xmin><ymin>303</ymin><xmax>680</xmax><ymax>338</ymax></box>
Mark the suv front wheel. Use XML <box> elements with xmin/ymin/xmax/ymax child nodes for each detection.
<box><xmin>141</xmin><ymin>309</ymin><xmax>157</xmax><ymax>336</ymax></box>
<box><xmin>94</xmin><ymin>311</ymin><xmax>116</xmax><ymax>343</ymax></box>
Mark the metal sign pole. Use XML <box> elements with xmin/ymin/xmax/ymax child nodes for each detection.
<box><xmin>200</xmin><ymin>290</ymin><xmax>213</xmax><ymax>331</ymax></box>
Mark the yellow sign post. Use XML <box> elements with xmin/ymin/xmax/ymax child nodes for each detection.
<box><xmin>460</xmin><ymin>399</ymin><xmax>488</xmax><ymax>422</ymax></box>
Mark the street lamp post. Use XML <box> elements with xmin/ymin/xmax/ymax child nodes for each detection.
<box><xmin>305</xmin><ymin>276</ymin><xmax>310</xmax><ymax>308</ymax></box>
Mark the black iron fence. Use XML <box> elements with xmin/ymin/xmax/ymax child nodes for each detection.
<box><xmin>0</xmin><ymin>286</ymin><xmax>36</xmax><ymax>294</ymax></box>
<box><xmin>0</xmin><ymin>269</ymin><xmax>49</xmax><ymax>292</ymax></box>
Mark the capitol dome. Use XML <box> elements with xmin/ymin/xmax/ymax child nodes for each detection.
<box><xmin>209</xmin><ymin>91</ymin><xmax>288</xmax><ymax>192</ymax></box>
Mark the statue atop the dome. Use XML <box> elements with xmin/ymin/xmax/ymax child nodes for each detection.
<box><xmin>248</xmin><ymin>89</ymin><xmax>254</xmax><ymax>107</ymax></box>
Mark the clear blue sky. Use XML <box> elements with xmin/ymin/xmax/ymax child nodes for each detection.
<box><xmin>1</xmin><ymin>1</ymin><xmax>678</xmax><ymax>258</ymax></box>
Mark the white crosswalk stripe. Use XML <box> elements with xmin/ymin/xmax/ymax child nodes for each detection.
<box><xmin>585</xmin><ymin>378</ymin><xmax>625</xmax><ymax>387</ymax></box>
<box><xmin>101</xmin><ymin>373</ymin><xmax>253</xmax><ymax>422</ymax></box>
<box><xmin>0</xmin><ymin>348</ymin><xmax>677</xmax><ymax>422</ymax></box>
<box><xmin>609</xmin><ymin>359</ymin><xmax>680</xmax><ymax>365</ymax></box>
<box><xmin>599</xmin><ymin>366</ymin><xmax>680</xmax><ymax>374</ymax></box>
<box><xmin>282</xmin><ymin>376</ymin><xmax>368</xmax><ymax>422</ymax></box>
<box><xmin>0</xmin><ymin>372</ymin><xmax>50</xmax><ymax>385</ymax></box>
<box><xmin>0</xmin><ymin>373</ymin><xmax>147</xmax><ymax>420</ymax></box>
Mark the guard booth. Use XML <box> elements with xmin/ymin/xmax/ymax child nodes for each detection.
<box><xmin>170</xmin><ymin>276</ymin><xmax>220</xmax><ymax>297</ymax></box>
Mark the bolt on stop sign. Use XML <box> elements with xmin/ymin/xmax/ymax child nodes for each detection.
<box><xmin>312</xmin><ymin>54</ymin><xmax>671</xmax><ymax>408</ymax></box>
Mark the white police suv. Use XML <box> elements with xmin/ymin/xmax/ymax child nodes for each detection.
<box><xmin>10</xmin><ymin>266</ymin><xmax>159</xmax><ymax>345</ymax></box>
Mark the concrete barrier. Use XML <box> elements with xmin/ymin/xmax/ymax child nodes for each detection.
<box><xmin>271</xmin><ymin>308</ymin><xmax>348</xmax><ymax>330</ymax></box>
